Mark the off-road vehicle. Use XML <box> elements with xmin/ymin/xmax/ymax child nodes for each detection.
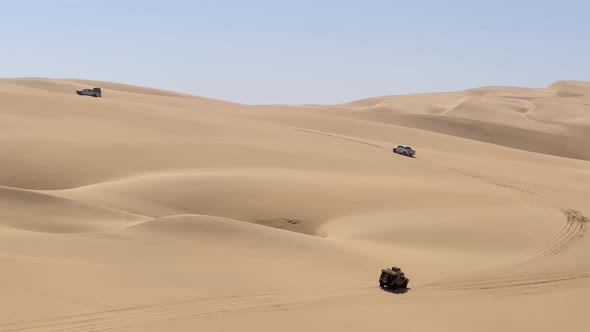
<box><xmin>76</xmin><ymin>87</ymin><xmax>102</xmax><ymax>97</ymax></box>
<box><xmin>379</xmin><ymin>266</ymin><xmax>409</xmax><ymax>289</ymax></box>
<box><xmin>393</xmin><ymin>145</ymin><xmax>415</xmax><ymax>157</ymax></box>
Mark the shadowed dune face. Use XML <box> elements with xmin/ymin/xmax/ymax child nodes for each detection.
<box><xmin>333</xmin><ymin>82</ymin><xmax>590</xmax><ymax>160</ymax></box>
<box><xmin>0</xmin><ymin>185</ymin><xmax>146</xmax><ymax>233</ymax></box>
<box><xmin>0</xmin><ymin>78</ymin><xmax>590</xmax><ymax>331</ymax></box>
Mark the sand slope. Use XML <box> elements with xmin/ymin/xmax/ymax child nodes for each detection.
<box><xmin>1</xmin><ymin>78</ymin><xmax>589</xmax><ymax>331</ymax></box>
<box><xmin>0</xmin><ymin>185</ymin><xmax>145</xmax><ymax>233</ymax></box>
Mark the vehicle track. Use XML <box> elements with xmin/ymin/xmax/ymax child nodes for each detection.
<box><xmin>284</xmin><ymin>126</ymin><xmax>388</xmax><ymax>151</ymax></box>
<box><xmin>31</xmin><ymin>289</ymin><xmax>115</xmax><ymax>310</ymax></box>
<box><xmin>424</xmin><ymin>270</ymin><xmax>590</xmax><ymax>293</ymax></box>
<box><xmin>0</xmin><ymin>294</ymin><xmax>303</xmax><ymax>332</ymax></box>
<box><xmin>0</xmin><ymin>288</ymin><xmax>372</xmax><ymax>332</ymax></box>
<box><xmin>447</xmin><ymin>168</ymin><xmax>535</xmax><ymax>194</ymax></box>
<box><xmin>421</xmin><ymin>209</ymin><xmax>589</xmax><ymax>296</ymax></box>
<box><xmin>528</xmin><ymin>209</ymin><xmax>587</xmax><ymax>262</ymax></box>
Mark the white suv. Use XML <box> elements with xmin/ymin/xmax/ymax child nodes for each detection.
<box><xmin>393</xmin><ymin>145</ymin><xmax>415</xmax><ymax>157</ymax></box>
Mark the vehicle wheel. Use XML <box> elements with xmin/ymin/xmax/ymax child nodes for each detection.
<box><xmin>379</xmin><ymin>282</ymin><xmax>385</xmax><ymax>288</ymax></box>
<box><xmin>92</xmin><ymin>94</ymin><xmax>97</xmax><ymax>97</ymax></box>
<box><xmin>401</xmin><ymin>280</ymin><xmax>408</xmax><ymax>288</ymax></box>
<box><xmin>403</xmin><ymin>152</ymin><xmax>407</xmax><ymax>156</ymax></box>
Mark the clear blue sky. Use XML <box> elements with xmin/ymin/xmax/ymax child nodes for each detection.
<box><xmin>1</xmin><ymin>0</ymin><xmax>589</xmax><ymax>104</ymax></box>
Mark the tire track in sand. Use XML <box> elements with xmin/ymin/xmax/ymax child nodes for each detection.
<box><xmin>422</xmin><ymin>209</ymin><xmax>589</xmax><ymax>295</ymax></box>
<box><xmin>447</xmin><ymin>167</ymin><xmax>536</xmax><ymax>194</ymax></box>
<box><xmin>0</xmin><ymin>288</ymin><xmax>371</xmax><ymax>332</ymax></box>
<box><xmin>284</xmin><ymin>126</ymin><xmax>388</xmax><ymax>151</ymax></box>
<box><xmin>528</xmin><ymin>209</ymin><xmax>587</xmax><ymax>262</ymax></box>
<box><xmin>424</xmin><ymin>270</ymin><xmax>590</xmax><ymax>294</ymax></box>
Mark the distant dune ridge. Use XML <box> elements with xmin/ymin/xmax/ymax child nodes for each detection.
<box><xmin>0</xmin><ymin>77</ymin><xmax>589</xmax><ymax>331</ymax></box>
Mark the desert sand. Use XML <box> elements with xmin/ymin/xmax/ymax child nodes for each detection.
<box><xmin>0</xmin><ymin>77</ymin><xmax>589</xmax><ymax>331</ymax></box>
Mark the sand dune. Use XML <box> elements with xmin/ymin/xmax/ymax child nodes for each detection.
<box><xmin>334</xmin><ymin>82</ymin><xmax>590</xmax><ymax>160</ymax></box>
<box><xmin>0</xmin><ymin>185</ymin><xmax>146</xmax><ymax>233</ymax></box>
<box><xmin>1</xmin><ymin>78</ymin><xmax>589</xmax><ymax>331</ymax></box>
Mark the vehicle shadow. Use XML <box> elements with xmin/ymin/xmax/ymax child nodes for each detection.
<box><xmin>392</xmin><ymin>153</ymin><xmax>415</xmax><ymax>159</ymax></box>
<box><xmin>380</xmin><ymin>287</ymin><xmax>411</xmax><ymax>294</ymax></box>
